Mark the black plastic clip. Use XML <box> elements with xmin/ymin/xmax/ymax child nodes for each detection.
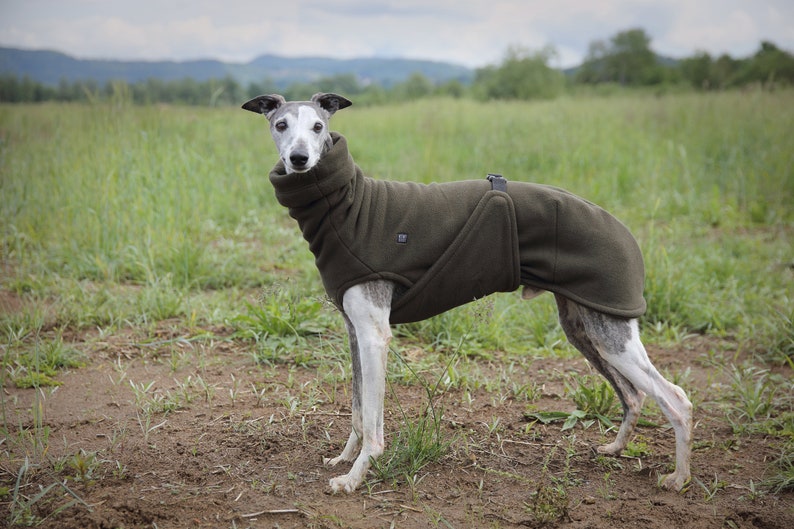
<box><xmin>487</xmin><ymin>173</ymin><xmax>507</xmax><ymax>192</ymax></box>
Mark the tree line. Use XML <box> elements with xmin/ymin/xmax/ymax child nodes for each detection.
<box><xmin>2</xmin><ymin>28</ymin><xmax>793</xmax><ymax>105</ymax></box>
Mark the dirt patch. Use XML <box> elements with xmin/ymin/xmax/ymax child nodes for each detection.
<box><xmin>1</xmin><ymin>324</ymin><xmax>792</xmax><ymax>529</ymax></box>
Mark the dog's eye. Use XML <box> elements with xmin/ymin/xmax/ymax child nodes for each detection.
<box><xmin>313</xmin><ymin>122</ymin><xmax>323</xmax><ymax>133</ymax></box>
<box><xmin>275</xmin><ymin>121</ymin><xmax>287</xmax><ymax>132</ymax></box>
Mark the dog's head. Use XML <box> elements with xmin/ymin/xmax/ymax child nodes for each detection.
<box><xmin>242</xmin><ymin>92</ymin><xmax>352</xmax><ymax>174</ymax></box>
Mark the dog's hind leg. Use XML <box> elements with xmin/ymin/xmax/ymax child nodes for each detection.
<box><xmin>328</xmin><ymin>280</ymin><xmax>393</xmax><ymax>493</ymax></box>
<box><xmin>324</xmin><ymin>313</ymin><xmax>363</xmax><ymax>467</ymax></box>
<box><xmin>555</xmin><ymin>295</ymin><xmax>645</xmax><ymax>455</ymax></box>
<box><xmin>557</xmin><ymin>295</ymin><xmax>692</xmax><ymax>491</ymax></box>
<box><xmin>607</xmin><ymin>320</ymin><xmax>692</xmax><ymax>491</ymax></box>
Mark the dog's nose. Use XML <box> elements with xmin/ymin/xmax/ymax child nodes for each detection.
<box><xmin>290</xmin><ymin>152</ymin><xmax>309</xmax><ymax>168</ymax></box>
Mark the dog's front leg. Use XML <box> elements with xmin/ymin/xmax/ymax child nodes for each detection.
<box><xmin>328</xmin><ymin>281</ymin><xmax>393</xmax><ymax>493</ymax></box>
<box><xmin>324</xmin><ymin>314</ymin><xmax>363</xmax><ymax>467</ymax></box>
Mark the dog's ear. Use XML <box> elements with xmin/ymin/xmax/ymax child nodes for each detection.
<box><xmin>241</xmin><ymin>94</ymin><xmax>286</xmax><ymax>119</ymax></box>
<box><xmin>312</xmin><ymin>93</ymin><xmax>352</xmax><ymax>115</ymax></box>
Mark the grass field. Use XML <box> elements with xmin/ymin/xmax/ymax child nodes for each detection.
<box><xmin>1</xmin><ymin>91</ymin><xmax>793</xmax><ymax>527</ymax></box>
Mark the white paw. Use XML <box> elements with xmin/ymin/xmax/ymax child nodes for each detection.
<box><xmin>329</xmin><ymin>474</ymin><xmax>359</xmax><ymax>494</ymax></box>
<box><xmin>659</xmin><ymin>471</ymin><xmax>690</xmax><ymax>492</ymax></box>
<box><xmin>596</xmin><ymin>442</ymin><xmax>623</xmax><ymax>455</ymax></box>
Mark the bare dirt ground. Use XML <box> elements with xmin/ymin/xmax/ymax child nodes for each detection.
<box><xmin>1</xmin><ymin>318</ymin><xmax>792</xmax><ymax>529</ymax></box>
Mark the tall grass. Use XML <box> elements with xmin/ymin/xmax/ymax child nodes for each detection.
<box><xmin>1</xmin><ymin>92</ymin><xmax>792</xmax><ymax>357</ymax></box>
<box><xmin>336</xmin><ymin>93</ymin><xmax>792</xmax><ymax>225</ymax></box>
<box><xmin>1</xmin><ymin>103</ymin><xmax>287</xmax><ymax>289</ymax></box>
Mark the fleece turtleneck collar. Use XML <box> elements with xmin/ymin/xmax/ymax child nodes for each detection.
<box><xmin>268</xmin><ymin>132</ymin><xmax>354</xmax><ymax>208</ymax></box>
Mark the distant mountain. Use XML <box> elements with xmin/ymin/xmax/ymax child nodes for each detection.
<box><xmin>244</xmin><ymin>54</ymin><xmax>473</xmax><ymax>86</ymax></box>
<box><xmin>0</xmin><ymin>47</ymin><xmax>474</xmax><ymax>88</ymax></box>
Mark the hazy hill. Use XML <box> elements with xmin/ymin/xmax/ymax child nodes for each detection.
<box><xmin>0</xmin><ymin>47</ymin><xmax>474</xmax><ymax>87</ymax></box>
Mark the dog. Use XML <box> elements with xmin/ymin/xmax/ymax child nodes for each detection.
<box><xmin>242</xmin><ymin>92</ymin><xmax>693</xmax><ymax>494</ymax></box>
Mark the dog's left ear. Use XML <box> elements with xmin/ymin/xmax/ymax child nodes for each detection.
<box><xmin>241</xmin><ymin>94</ymin><xmax>286</xmax><ymax>119</ymax></box>
<box><xmin>312</xmin><ymin>93</ymin><xmax>352</xmax><ymax>115</ymax></box>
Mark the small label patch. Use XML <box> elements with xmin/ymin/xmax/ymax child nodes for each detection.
<box><xmin>396</xmin><ymin>233</ymin><xmax>408</xmax><ymax>244</ymax></box>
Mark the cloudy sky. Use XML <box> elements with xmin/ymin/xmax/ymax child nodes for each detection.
<box><xmin>1</xmin><ymin>0</ymin><xmax>792</xmax><ymax>68</ymax></box>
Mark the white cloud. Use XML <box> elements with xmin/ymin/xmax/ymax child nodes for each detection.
<box><xmin>0</xmin><ymin>0</ymin><xmax>792</xmax><ymax>68</ymax></box>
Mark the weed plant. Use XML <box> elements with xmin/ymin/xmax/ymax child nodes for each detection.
<box><xmin>370</xmin><ymin>336</ymin><xmax>460</xmax><ymax>487</ymax></box>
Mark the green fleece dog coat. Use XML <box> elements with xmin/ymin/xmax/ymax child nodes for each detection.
<box><xmin>269</xmin><ymin>133</ymin><xmax>646</xmax><ymax>324</ymax></box>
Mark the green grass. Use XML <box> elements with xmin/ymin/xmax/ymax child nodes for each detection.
<box><xmin>1</xmin><ymin>92</ymin><xmax>793</xmax><ymax>516</ymax></box>
<box><xmin>2</xmin><ymin>93</ymin><xmax>791</xmax><ymax>351</ymax></box>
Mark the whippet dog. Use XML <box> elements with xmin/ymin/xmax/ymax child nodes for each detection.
<box><xmin>242</xmin><ymin>93</ymin><xmax>693</xmax><ymax>494</ymax></box>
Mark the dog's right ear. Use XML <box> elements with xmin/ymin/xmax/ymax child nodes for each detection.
<box><xmin>241</xmin><ymin>94</ymin><xmax>286</xmax><ymax>119</ymax></box>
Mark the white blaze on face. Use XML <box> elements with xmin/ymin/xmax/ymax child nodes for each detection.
<box><xmin>273</xmin><ymin>105</ymin><xmax>329</xmax><ymax>173</ymax></box>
